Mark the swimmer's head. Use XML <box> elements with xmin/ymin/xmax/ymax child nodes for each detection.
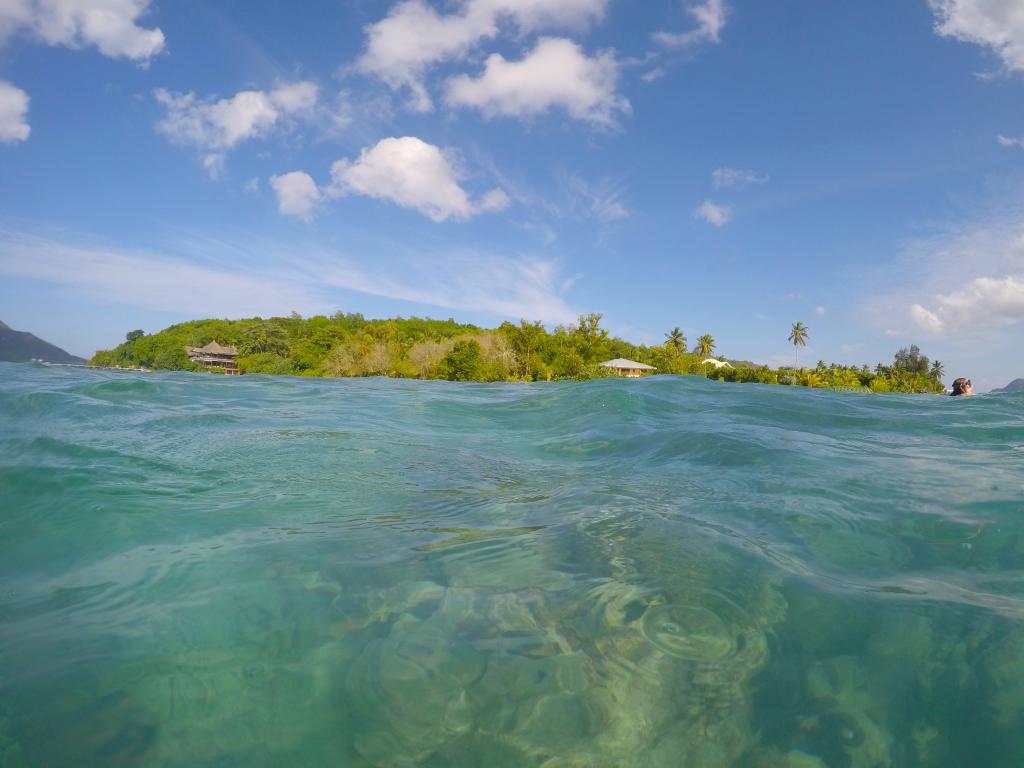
<box><xmin>951</xmin><ymin>378</ymin><xmax>973</xmax><ymax>396</ymax></box>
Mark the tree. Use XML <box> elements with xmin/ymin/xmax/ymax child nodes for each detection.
<box><xmin>788</xmin><ymin>321</ymin><xmax>809</xmax><ymax>368</ymax></box>
<box><xmin>664</xmin><ymin>327</ymin><xmax>686</xmax><ymax>357</ymax></box>
<box><xmin>695</xmin><ymin>334</ymin><xmax>715</xmax><ymax>376</ymax></box>
<box><xmin>439</xmin><ymin>340</ymin><xmax>484</xmax><ymax>381</ymax></box>
<box><xmin>126</xmin><ymin>329</ymin><xmax>144</xmax><ymax>342</ymax></box>
<box><xmin>930</xmin><ymin>359</ymin><xmax>945</xmax><ymax>383</ymax></box>
<box><xmin>695</xmin><ymin>334</ymin><xmax>715</xmax><ymax>357</ymax></box>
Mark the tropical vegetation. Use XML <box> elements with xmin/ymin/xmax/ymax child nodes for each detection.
<box><xmin>89</xmin><ymin>313</ymin><xmax>946</xmax><ymax>393</ymax></box>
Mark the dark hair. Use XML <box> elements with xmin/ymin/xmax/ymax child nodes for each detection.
<box><xmin>951</xmin><ymin>377</ymin><xmax>971</xmax><ymax>396</ymax></box>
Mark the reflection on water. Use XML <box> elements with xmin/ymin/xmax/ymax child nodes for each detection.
<box><xmin>1</xmin><ymin>363</ymin><xmax>1023</xmax><ymax>766</ymax></box>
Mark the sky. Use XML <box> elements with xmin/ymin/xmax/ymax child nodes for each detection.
<box><xmin>1</xmin><ymin>0</ymin><xmax>1023</xmax><ymax>390</ymax></box>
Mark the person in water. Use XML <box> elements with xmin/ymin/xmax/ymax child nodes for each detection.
<box><xmin>951</xmin><ymin>378</ymin><xmax>973</xmax><ymax>396</ymax></box>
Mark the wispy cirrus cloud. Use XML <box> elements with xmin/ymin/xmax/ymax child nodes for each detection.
<box><xmin>0</xmin><ymin>228</ymin><xmax>578</xmax><ymax>325</ymax></box>
<box><xmin>998</xmin><ymin>134</ymin><xmax>1024</xmax><ymax>148</ymax></box>
<box><xmin>711</xmin><ymin>166</ymin><xmax>768</xmax><ymax>189</ymax></box>
<box><xmin>694</xmin><ymin>199</ymin><xmax>733</xmax><ymax>227</ymax></box>
<box><xmin>653</xmin><ymin>0</ymin><xmax>729</xmax><ymax>50</ymax></box>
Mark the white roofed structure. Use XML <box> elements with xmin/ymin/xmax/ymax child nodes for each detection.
<box><xmin>599</xmin><ymin>358</ymin><xmax>656</xmax><ymax>378</ymax></box>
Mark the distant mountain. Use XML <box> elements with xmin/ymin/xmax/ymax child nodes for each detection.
<box><xmin>0</xmin><ymin>321</ymin><xmax>85</xmax><ymax>364</ymax></box>
<box><xmin>991</xmin><ymin>378</ymin><xmax>1024</xmax><ymax>394</ymax></box>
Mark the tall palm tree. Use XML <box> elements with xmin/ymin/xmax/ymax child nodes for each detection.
<box><xmin>930</xmin><ymin>359</ymin><xmax>945</xmax><ymax>383</ymax></box>
<box><xmin>788</xmin><ymin>321</ymin><xmax>809</xmax><ymax>369</ymax></box>
<box><xmin>695</xmin><ymin>334</ymin><xmax>716</xmax><ymax>376</ymax></box>
<box><xmin>664</xmin><ymin>326</ymin><xmax>686</xmax><ymax>357</ymax></box>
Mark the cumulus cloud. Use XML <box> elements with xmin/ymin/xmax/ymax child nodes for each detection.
<box><xmin>270</xmin><ymin>171</ymin><xmax>322</xmax><ymax>221</ymax></box>
<box><xmin>445</xmin><ymin>37</ymin><xmax>628</xmax><ymax>126</ymax></box>
<box><xmin>0</xmin><ymin>0</ymin><xmax>164</xmax><ymax>62</ymax></box>
<box><xmin>654</xmin><ymin>0</ymin><xmax>729</xmax><ymax>49</ymax></box>
<box><xmin>154</xmin><ymin>82</ymin><xmax>318</xmax><ymax>174</ymax></box>
<box><xmin>929</xmin><ymin>0</ymin><xmax>1024</xmax><ymax>72</ymax></box>
<box><xmin>911</xmin><ymin>275</ymin><xmax>1024</xmax><ymax>334</ymax></box>
<box><xmin>0</xmin><ymin>80</ymin><xmax>30</xmax><ymax>143</ymax></box>
<box><xmin>694</xmin><ymin>199</ymin><xmax>733</xmax><ymax>227</ymax></box>
<box><xmin>356</xmin><ymin>0</ymin><xmax>608</xmax><ymax>110</ymax></box>
<box><xmin>998</xmin><ymin>134</ymin><xmax>1024</xmax><ymax>147</ymax></box>
<box><xmin>711</xmin><ymin>166</ymin><xmax>768</xmax><ymax>189</ymax></box>
<box><xmin>318</xmin><ymin>136</ymin><xmax>506</xmax><ymax>222</ymax></box>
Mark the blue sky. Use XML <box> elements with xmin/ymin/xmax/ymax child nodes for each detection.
<box><xmin>1</xmin><ymin>0</ymin><xmax>1023</xmax><ymax>389</ymax></box>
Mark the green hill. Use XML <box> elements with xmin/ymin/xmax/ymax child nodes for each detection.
<box><xmin>0</xmin><ymin>321</ymin><xmax>85</xmax><ymax>364</ymax></box>
<box><xmin>991</xmin><ymin>378</ymin><xmax>1024</xmax><ymax>394</ymax></box>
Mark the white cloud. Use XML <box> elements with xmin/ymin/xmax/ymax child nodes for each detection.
<box><xmin>0</xmin><ymin>229</ymin><xmax>578</xmax><ymax>326</ymax></box>
<box><xmin>270</xmin><ymin>171</ymin><xmax>322</xmax><ymax>221</ymax></box>
<box><xmin>0</xmin><ymin>231</ymin><xmax>323</xmax><ymax>318</ymax></box>
<box><xmin>911</xmin><ymin>275</ymin><xmax>1024</xmax><ymax>334</ymax></box>
<box><xmin>560</xmin><ymin>172</ymin><xmax>630</xmax><ymax>221</ymax></box>
<box><xmin>711</xmin><ymin>166</ymin><xmax>768</xmax><ymax>189</ymax></box>
<box><xmin>445</xmin><ymin>37</ymin><xmax>628</xmax><ymax>126</ymax></box>
<box><xmin>998</xmin><ymin>134</ymin><xmax>1024</xmax><ymax>147</ymax></box>
<box><xmin>814</xmin><ymin>305</ymin><xmax>827</xmax><ymax>316</ymax></box>
<box><xmin>0</xmin><ymin>80</ymin><xmax>30</xmax><ymax>143</ymax></box>
<box><xmin>356</xmin><ymin>0</ymin><xmax>607</xmax><ymax>111</ymax></box>
<box><xmin>929</xmin><ymin>0</ymin><xmax>1024</xmax><ymax>72</ymax></box>
<box><xmin>312</xmin><ymin>249</ymin><xmax>578</xmax><ymax>324</ymax></box>
<box><xmin>910</xmin><ymin>303</ymin><xmax>945</xmax><ymax>333</ymax></box>
<box><xmin>154</xmin><ymin>82</ymin><xmax>319</xmax><ymax>171</ymax></box>
<box><xmin>327</xmin><ymin>136</ymin><xmax>506</xmax><ymax>222</ymax></box>
<box><xmin>694</xmin><ymin>199</ymin><xmax>733</xmax><ymax>227</ymax></box>
<box><xmin>479</xmin><ymin>187</ymin><xmax>510</xmax><ymax>212</ymax></box>
<box><xmin>654</xmin><ymin>0</ymin><xmax>729</xmax><ymax>49</ymax></box>
<box><xmin>0</xmin><ymin>0</ymin><xmax>164</xmax><ymax>62</ymax></box>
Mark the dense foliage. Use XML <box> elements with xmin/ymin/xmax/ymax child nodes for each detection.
<box><xmin>89</xmin><ymin>313</ymin><xmax>946</xmax><ymax>392</ymax></box>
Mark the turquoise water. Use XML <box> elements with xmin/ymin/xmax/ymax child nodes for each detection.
<box><xmin>1</xmin><ymin>363</ymin><xmax>1023</xmax><ymax>767</ymax></box>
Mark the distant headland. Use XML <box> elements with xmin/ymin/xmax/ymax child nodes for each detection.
<box><xmin>0</xmin><ymin>320</ymin><xmax>85</xmax><ymax>364</ymax></box>
<box><xmin>87</xmin><ymin>313</ymin><xmax>945</xmax><ymax>393</ymax></box>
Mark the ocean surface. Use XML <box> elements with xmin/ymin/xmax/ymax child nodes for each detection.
<box><xmin>1</xmin><ymin>362</ymin><xmax>1023</xmax><ymax>767</ymax></box>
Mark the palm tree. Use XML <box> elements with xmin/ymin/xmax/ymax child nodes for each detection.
<box><xmin>930</xmin><ymin>359</ymin><xmax>945</xmax><ymax>383</ymax></box>
<box><xmin>695</xmin><ymin>334</ymin><xmax>716</xmax><ymax>377</ymax></box>
<box><xmin>664</xmin><ymin>327</ymin><xmax>686</xmax><ymax>357</ymax></box>
<box><xmin>788</xmin><ymin>321</ymin><xmax>809</xmax><ymax>369</ymax></box>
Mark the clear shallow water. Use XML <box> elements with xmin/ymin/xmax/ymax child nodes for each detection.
<box><xmin>1</xmin><ymin>363</ymin><xmax>1022</xmax><ymax>767</ymax></box>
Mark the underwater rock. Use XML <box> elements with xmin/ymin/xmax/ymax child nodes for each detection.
<box><xmin>801</xmin><ymin>656</ymin><xmax>893</xmax><ymax>768</ymax></box>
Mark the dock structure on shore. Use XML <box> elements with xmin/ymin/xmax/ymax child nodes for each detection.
<box><xmin>599</xmin><ymin>358</ymin><xmax>656</xmax><ymax>378</ymax></box>
<box><xmin>186</xmin><ymin>341</ymin><xmax>241</xmax><ymax>374</ymax></box>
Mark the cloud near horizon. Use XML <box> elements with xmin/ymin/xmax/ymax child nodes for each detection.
<box><xmin>910</xmin><ymin>274</ymin><xmax>1024</xmax><ymax>334</ymax></box>
<box><xmin>0</xmin><ymin>229</ymin><xmax>578</xmax><ymax>326</ymax></box>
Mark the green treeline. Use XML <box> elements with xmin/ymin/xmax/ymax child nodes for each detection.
<box><xmin>89</xmin><ymin>313</ymin><xmax>945</xmax><ymax>393</ymax></box>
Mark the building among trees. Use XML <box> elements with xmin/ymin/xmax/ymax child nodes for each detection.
<box><xmin>185</xmin><ymin>341</ymin><xmax>241</xmax><ymax>374</ymax></box>
<box><xmin>599</xmin><ymin>358</ymin><xmax>656</xmax><ymax>378</ymax></box>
